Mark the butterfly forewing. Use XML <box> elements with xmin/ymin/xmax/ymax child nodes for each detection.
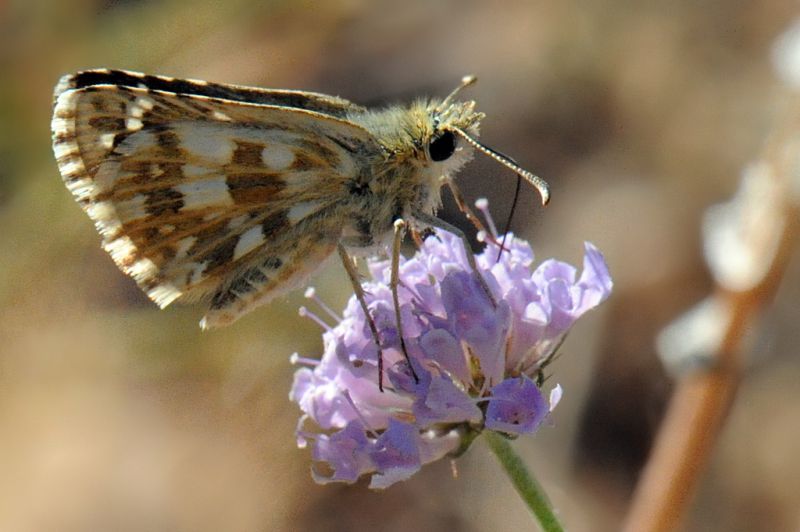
<box><xmin>54</xmin><ymin>69</ymin><xmax>365</xmax><ymax>118</ymax></box>
<box><xmin>52</xmin><ymin>72</ymin><xmax>379</xmax><ymax>327</ymax></box>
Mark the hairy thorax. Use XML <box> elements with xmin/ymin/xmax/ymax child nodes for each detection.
<box><xmin>340</xmin><ymin>100</ymin><xmax>475</xmax><ymax>253</ymax></box>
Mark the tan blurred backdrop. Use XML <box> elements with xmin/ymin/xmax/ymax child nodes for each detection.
<box><xmin>1</xmin><ymin>1</ymin><xmax>798</xmax><ymax>531</ymax></box>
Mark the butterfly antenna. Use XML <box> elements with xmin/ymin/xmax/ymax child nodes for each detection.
<box><xmin>439</xmin><ymin>75</ymin><xmax>478</xmax><ymax>110</ymax></box>
<box><xmin>452</xmin><ymin>127</ymin><xmax>550</xmax><ymax>206</ymax></box>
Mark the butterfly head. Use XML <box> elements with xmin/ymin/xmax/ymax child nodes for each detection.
<box><xmin>423</xmin><ymin>75</ymin><xmax>483</xmax><ymax>166</ymax></box>
<box><xmin>426</xmin><ymin>75</ymin><xmax>550</xmax><ymax>206</ymax></box>
<box><xmin>356</xmin><ymin>75</ymin><xmax>549</xmax><ymax>205</ymax></box>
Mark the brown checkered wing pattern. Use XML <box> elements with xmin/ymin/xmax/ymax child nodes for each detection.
<box><xmin>52</xmin><ymin>71</ymin><xmax>378</xmax><ymax>328</ymax></box>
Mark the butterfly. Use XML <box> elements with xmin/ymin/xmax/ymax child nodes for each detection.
<box><xmin>51</xmin><ymin>69</ymin><xmax>549</xmax><ymax>352</ymax></box>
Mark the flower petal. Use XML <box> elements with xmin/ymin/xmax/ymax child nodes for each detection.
<box><xmin>368</xmin><ymin>420</ymin><xmax>422</xmax><ymax>489</ymax></box>
<box><xmin>485</xmin><ymin>377</ymin><xmax>549</xmax><ymax>435</ymax></box>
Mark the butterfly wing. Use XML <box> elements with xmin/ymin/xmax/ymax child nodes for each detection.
<box><xmin>52</xmin><ymin>73</ymin><xmax>378</xmax><ymax>328</ymax></box>
<box><xmin>55</xmin><ymin>69</ymin><xmax>366</xmax><ymax>118</ymax></box>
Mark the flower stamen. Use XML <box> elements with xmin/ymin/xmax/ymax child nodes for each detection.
<box><xmin>290</xmin><ymin>352</ymin><xmax>320</xmax><ymax>367</ymax></box>
<box><xmin>304</xmin><ymin>287</ymin><xmax>342</xmax><ymax>323</ymax></box>
<box><xmin>298</xmin><ymin>306</ymin><xmax>332</xmax><ymax>331</ymax></box>
<box><xmin>475</xmin><ymin>198</ymin><xmax>499</xmax><ymax>240</ymax></box>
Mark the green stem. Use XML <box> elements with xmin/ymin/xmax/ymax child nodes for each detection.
<box><xmin>484</xmin><ymin>431</ymin><xmax>565</xmax><ymax>532</ymax></box>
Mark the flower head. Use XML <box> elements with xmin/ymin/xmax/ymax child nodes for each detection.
<box><xmin>290</xmin><ymin>202</ymin><xmax>612</xmax><ymax>488</ymax></box>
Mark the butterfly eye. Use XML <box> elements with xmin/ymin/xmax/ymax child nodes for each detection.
<box><xmin>428</xmin><ymin>130</ymin><xmax>456</xmax><ymax>162</ymax></box>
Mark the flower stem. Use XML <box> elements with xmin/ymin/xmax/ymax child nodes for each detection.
<box><xmin>484</xmin><ymin>431</ymin><xmax>564</xmax><ymax>532</ymax></box>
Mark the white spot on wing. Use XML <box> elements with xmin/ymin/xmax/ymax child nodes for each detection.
<box><xmin>175</xmin><ymin>123</ymin><xmax>235</xmax><ymax>162</ymax></box>
<box><xmin>175</xmin><ymin>236</ymin><xmax>196</xmax><ymax>260</ymax></box>
<box><xmin>100</xmin><ymin>133</ymin><xmax>116</xmax><ymax>149</ymax></box>
<box><xmin>188</xmin><ymin>261</ymin><xmax>208</xmax><ymax>286</ymax></box>
<box><xmin>212</xmin><ymin>110</ymin><xmax>232</xmax><ymax>121</ymax></box>
<box><xmin>87</xmin><ymin>200</ymin><xmax>116</xmax><ymax>222</ymax></box>
<box><xmin>175</xmin><ymin>178</ymin><xmax>233</xmax><ymax>210</ymax></box>
<box><xmin>287</xmin><ymin>202</ymin><xmax>321</xmax><ymax>224</ymax></box>
<box><xmin>126</xmin><ymin>117</ymin><xmax>143</xmax><ymax>131</ymax></box>
<box><xmin>261</xmin><ymin>144</ymin><xmax>294</xmax><ymax>170</ymax></box>
<box><xmin>135</xmin><ymin>96</ymin><xmax>154</xmax><ymax>111</ymax></box>
<box><xmin>233</xmin><ymin>225</ymin><xmax>264</xmax><ymax>260</ymax></box>
<box><xmin>228</xmin><ymin>214</ymin><xmax>249</xmax><ymax>229</ymax></box>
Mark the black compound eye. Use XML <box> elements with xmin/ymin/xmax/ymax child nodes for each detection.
<box><xmin>428</xmin><ymin>130</ymin><xmax>456</xmax><ymax>161</ymax></box>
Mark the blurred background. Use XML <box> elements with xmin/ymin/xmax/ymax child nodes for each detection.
<box><xmin>1</xmin><ymin>1</ymin><xmax>799</xmax><ymax>530</ymax></box>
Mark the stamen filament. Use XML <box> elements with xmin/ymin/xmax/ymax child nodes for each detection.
<box><xmin>290</xmin><ymin>352</ymin><xmax>320</xmax><ymax>367</ymax></box>
<box><xmin>304</xmin><ymin>287</ymin><xmax>342</xmax><ymax>322</ymax></box>
<box><xmin>475</xmin><ymin>198</ymin><xmax>499</xmax><ymax>240</ymax></box>
<box><xmin>298</xmin><ymin>306</ymin><xmax>332</xmax><ymax>331</ymax></box>
<box><xmin>342</xmin><ymin>389</ymin><xmax>380</xmax><ymax>439</ymax></box>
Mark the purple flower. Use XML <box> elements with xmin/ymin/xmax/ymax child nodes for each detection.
<box><xmin>484</xmin><ymin>377</ymin><xmax>549</xmax><ymax>434</ymax></box>
<box><xmin>290</xmin><ymin>202</ymin><xmax>612</xmax><ymax>488</ymax></box>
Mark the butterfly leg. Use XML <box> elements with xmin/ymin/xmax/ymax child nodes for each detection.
<box><xmin>446</xmin><ymin>180</ymin><xmax>508</xmax><ymax>252</ymax></box>
<box><xmin>409</xmin><ymin>226</ymin><xmax>434</xmax><ymax>248</ymax></box>
<box><xmin>390</xmin><ymin>219</ymin><xmax>420</xmax><ymax>383</ymax></box>
<box><xmin>337</xmin><ymin>243</ymin><xmax>387</xmax><ymax>391</ymax></box>
<box><xmin>412</xmin><ymin>210</ymin><xmax>497</xmax><ymax>307</ymax></box>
